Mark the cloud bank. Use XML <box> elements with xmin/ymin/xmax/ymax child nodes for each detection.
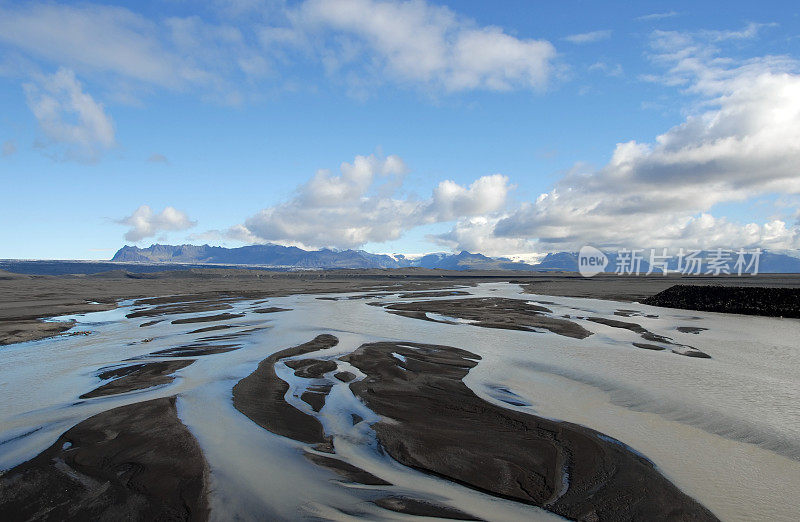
<box><xmin>119</xmin><ymin>205</ymin><xmax>196</xmax><ymax>242</ymax></box>
<box><xmin>211</xmin><ymin>25</ymin><xmax>800</xmax><ymax>257</ymax></box>
<box><xmin>297</xmin><ymin>0</ymin><xmax>555</xmax><ymax>93</ymax></box>
<box><xmin>237</xmin><ymin>153</ymin><xmax>512</xmax><ymax>249</ymax></box>
<box><xmin>0</xmin><ymin>0</ymin><xmax>557</xmax><ymax>100</ymax></box>
<box><xmin>486</xmin><ymin>28</ymin><xmax>800</xmax><ymax>252</ymax></box>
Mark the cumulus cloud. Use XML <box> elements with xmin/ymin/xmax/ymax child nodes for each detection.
<box><xmin>432</xmin><ymin>175</ymin><xmax>512</xmax><ymax>221</ymax></box>
<box><xmin>488</xmin><ymin>29</ymin><xmax>800</xmax><ymax>252</ymax></box>
<box><xmin>564</xmin><ymin>30</ymin><xmax>611</xmax><ymax>44</ymax></box>
<box><xmin>295</xmin><ymin>0</ymin><xmax>556</xmax><ymax>92</ymax></box>
<box><xmin>119</xmin><ymin>205</ymin><xmax>197</xmax><ymax>242</ymax></box>
<box><xmin>24</xmin><ymin>68</ymin><xmax>115</xmax><ymax>160</ymax></box>
<box><xmin>237</xmin><ymin>153</ymin><xmax>512</xmax><ymax>249</ymax></box>
<box><xmin>431</xmin><ymin>216</ymin><xmax>539</xmax><ymax>257</ymax></box>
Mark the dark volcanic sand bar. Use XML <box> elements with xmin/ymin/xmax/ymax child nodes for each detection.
<box><xmin>186</xmin><ymin>324</ymin><xmax>234</xmax><ymax>334</ymax></box>
<box><xmin>0</xmin><ymin>397</ymin><xmax>208</xmax><ymax>521</ymax></box>
<box><xmin>126</xmin><ymin>300</ymin><xmax>234</xmax><ymax>319</ymax></box>
<box><xmin>81</xmin><ymin>360</ymin><xmax>194</xmax><ymax>398</ymax></box>
<box><xmin>3</xmin><ymin>268</ymin><xmax>797</xmax><ymax>346</ymax></box>
<box><xmin>252</xmin><ymin>306</ymin><xmax>292</xmax><ymax>314</ymax></box>
<box><xmin>301</xmin><ymin>384</ymin><xmax>331</xmax><ymax>412</ymax></box>
<box><xmin>232</xmin><ymin>334</ymin><xmax>339</xmax><ymax>444</ymax></box>
<box><xmin>397</xmin><ymin>290</ymin><xmax>471</xmax><ymax>298</ymax></box>
<box><xmin>334</xmin><ymin>370</ymin><xmax>356</xmax><ymax>382</ymax></box>
<box><xmin>0</xmin><ymin>319</ymin><xmax>75</xmax><ymax>346</ymax></box>
<box><xmin>645</xmin><ymin>284</ymin><xmax>800</xmax><ymax>318</ymax></box>
<box><xmin>303</xmin><ymin>452</ymin><xmax>390</xmax><ymax>486</ymax></box>
<box><xmin>284</xmin><ymin>358</ymin><xmax>338</xmax><ymax>378</ymax></box>
<box><xmin>677</xmin><ymin>326</ymin><xmax>708</xmax><ymax>334</ymax></box>
<box><xmin>586</xmin><ymin>317</ymin><xmax>710</xmax><ymax>358</ymax></box>
<box><xmin>150</xmin><ymin>343</ymin><xmax>241</xmax><ymax>357</ymax></box>
<box><xmin>374</xmin><ymin>496</ymin><xmax>480</xmax><ymax>520</ymax></box>
<box><xmin>171</xmin><ymin>312</ymin><xmax>245</xmax><ymax>324</ymax></box>
<box><xmin>586</xmin><ymin>316</ymin><xmax>672</xmax><ymax>343</ymax></box>
<box><xmin>194</xmin><ymin>325</ymin><xmax>271</xmax><ymax>343</ymax></box>
<box><xmin>385</xmin><ymin>297</ymin><xmax>593</xmax><ymax>339</ymax></box>
<box><xmin>342</xmin><ymin>341</ymin><xmax>718</xmax><ymax>521</ymax></box>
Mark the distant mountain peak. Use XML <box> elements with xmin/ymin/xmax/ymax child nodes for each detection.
<box><xmin>110</xmin><ymin>244</ymin><xmax>800</xmax><ymax>273</ymax></box>
<box><xmin>111</xmin><ymin>244</ymin><xmax>540</xmax><ymax>271</ymax></box>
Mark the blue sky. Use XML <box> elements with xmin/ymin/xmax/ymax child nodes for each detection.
<box><xmin>1</xmin><ymin>0</ymin><xmax>799</xmax><ymax>260</ymax></box>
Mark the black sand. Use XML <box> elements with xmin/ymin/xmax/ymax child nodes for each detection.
<box><xmin>252</xmin><ymin>306</ymin><xmax>292</xmax><ymax>313</ymax></box>
<box><xmin>645</xmin><ymin>284</ymin><xmax>800</xmax><ymax>318</ymax></box>
<box><xmin>587</xmin><ymin>317</ymin><xmax>710</xmax><ymax>357</ymax></box>
<box><xmin>285</xmin><ymin>358</ymin><xmax>338</xmax><ymax>378</ymax></box>
<box><xmin>1</xmin><ymin>268</ymin><xmax>797</xmax><ymax>346</ymax></box>
<box><xmin>81</xmin><ymin>360</ymin><xmax>194</xmax><ymax>398</ymax></box>
<box><xmin>232</xmin><ymin>334</ymin><xmax>339</xmax><ymax>444</ymax></box>
<box><xmin>343</xmin><ymin>341</ymin><xmax>719</xmax><ymax>521</ymax></box>
<box><xmin>303</xmin><ymin>452</ymin><xmax>391</xmax><ymax>485</ymax></box>
<box><xmin>384</xmin><ymin>297</ymin><xmax>593</xmax><ymax>339</ymax></box>
<box><xmin>171</xmin><ymin>312</ymin><xmax>245</xmax><ymax>324</ymax></box>
<box><xmin>373</xmin><ymin>496</ymin><xmax>481</xmax><ymax>520</ymax></box>
<box><xmin>0</xmin><ymin>397</ymin><xmax>209</xmax><ymax>521</ymax></box>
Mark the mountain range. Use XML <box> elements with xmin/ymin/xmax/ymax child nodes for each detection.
<box><xmin>111</xmin><ymin>244</ymin><xmax>536</xmax><ymax>270</ymax></box>
<box><xmin>111</xmin><ymin>244</ymin><xmax>800</xmax><ymax>273</ymax></box>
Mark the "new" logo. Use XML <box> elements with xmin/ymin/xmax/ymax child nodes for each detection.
<box><xmin>578</xmin><ymin>246</ymin><xmax>608</xmax><ymax>277</ymax></box>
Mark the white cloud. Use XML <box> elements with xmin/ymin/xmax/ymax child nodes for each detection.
<box><xmin>238</xmin><ymin>153</ymin><xmax>512</xmax><ymax>249</ymax></box>
<box><xmin>0</xmin><ymin>3</ymin><xmax>193</xmax><ymax>89</ymax></box>
<box><xmin>704</xmin><ymin>22</ymin><xmax>776</xmax><ymax>42</ymax></box>
<box><xmin>636</xmin><ymin>12</ymin><xmax>678</xmax><ymax>22</ymax></box>
<box><xmin>2</xmin><ymin>140</ymin><xmax>16</xmax><ymax>157</ymax></box>
<box><xmin>431</xmin><ymin>216</ymin><xmax>538</xmax><ymax>257</ymax></box>
<box><xmin>432</xmin><ymin>175</ymin><xmax>512</xmax><ymax>221</ymax></box>
<box><xmin>24</xmin><ymin>68</ymin><xmax>115</xmax><ymax>160</ymax></box>
<box><xmin>119</xmin><ymin>205</ymin><xmax>197</xmax><ymax>242</ymax></box>
<box><xmin>0</xmin><ymin>1</ymin><xmax>556</xmax><ymax>98</ymax></box>
<box><xmin>588</xmin><ymin>61</ymin><xmax>623</xmax><ymax>76</ymax></box>
<box><xmin>189</xmin><ymin>224</ymin><xmax>267</xmax><ymax>245</ymax></box>
<box><xmin>297</xmin><ymin>0</ymin><xmax>556</xmax><ymax>92</ymax></box>
<box><xmin>489</xmin><ymin>30</ymin><xmax>800</xmax><ymax>252</ymax></box>
<box><xmin>564</xmin><ymin>30</ymin><xmax>612</xmax><ymax>44</ymax></box>
<box><xmin>0</xmin><ymin>2</ymin><xmax>270</xmax><ymax>104</ymax></box>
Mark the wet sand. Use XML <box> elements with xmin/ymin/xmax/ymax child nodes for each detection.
<box><xmin>1</xmin><ymin>269</ymin><xmax>798</xmax><ymax>520</ymax></box>
<box><xmin>2</xmin><ymin>267</ymin><xmax>798</xmax><ymax>346</ymax></box>
<box><xmin>373</xmin><ymin>495</ymin><xmax>480</xmax><ymax>520</ymax></box>
<box><xmin>225</xmin><ymin>333</ymin><xmax>719</xmax><ymax>520</ymax></box>
<box><xmin>0</xmin><ymin>397</ymin><xmax>208</xmax><ymax>521</ymax></box>
<box><xmin>80</xmin><ymin>360</ymin><xmax>194</xmax><ymax>398</ymax></box>
<box><xmin>232</xmin><ymin>334</ymin><xmax>339</xmax><ymax>444</ymax></box>
<box><xmin>586</xmin><ymin>317</ymin><xmax>710</xmax><ymax>358</ymax></box>
<box><xmin>303</xmin><ymin>453</ymin><xmax>391</xmax><ymax>486</ymax></box>
<box><xmin>0</xmin><ymin>269</ymin><xmax>471</xmax><ymax>345</ymax></box>
<box><xmin>0</xmin><ymin>319</ymin><xmax>75</xmax><ymax>346</ymax></box>
<box><xmin>383</xmin><ymin>297</ymin><xmax>593</xmax><ymax>339</ymax></box>
<box><xmin>342</xmin><ymin>340</ymin><xmax>719</xmax><ymax>521</ymax></box>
